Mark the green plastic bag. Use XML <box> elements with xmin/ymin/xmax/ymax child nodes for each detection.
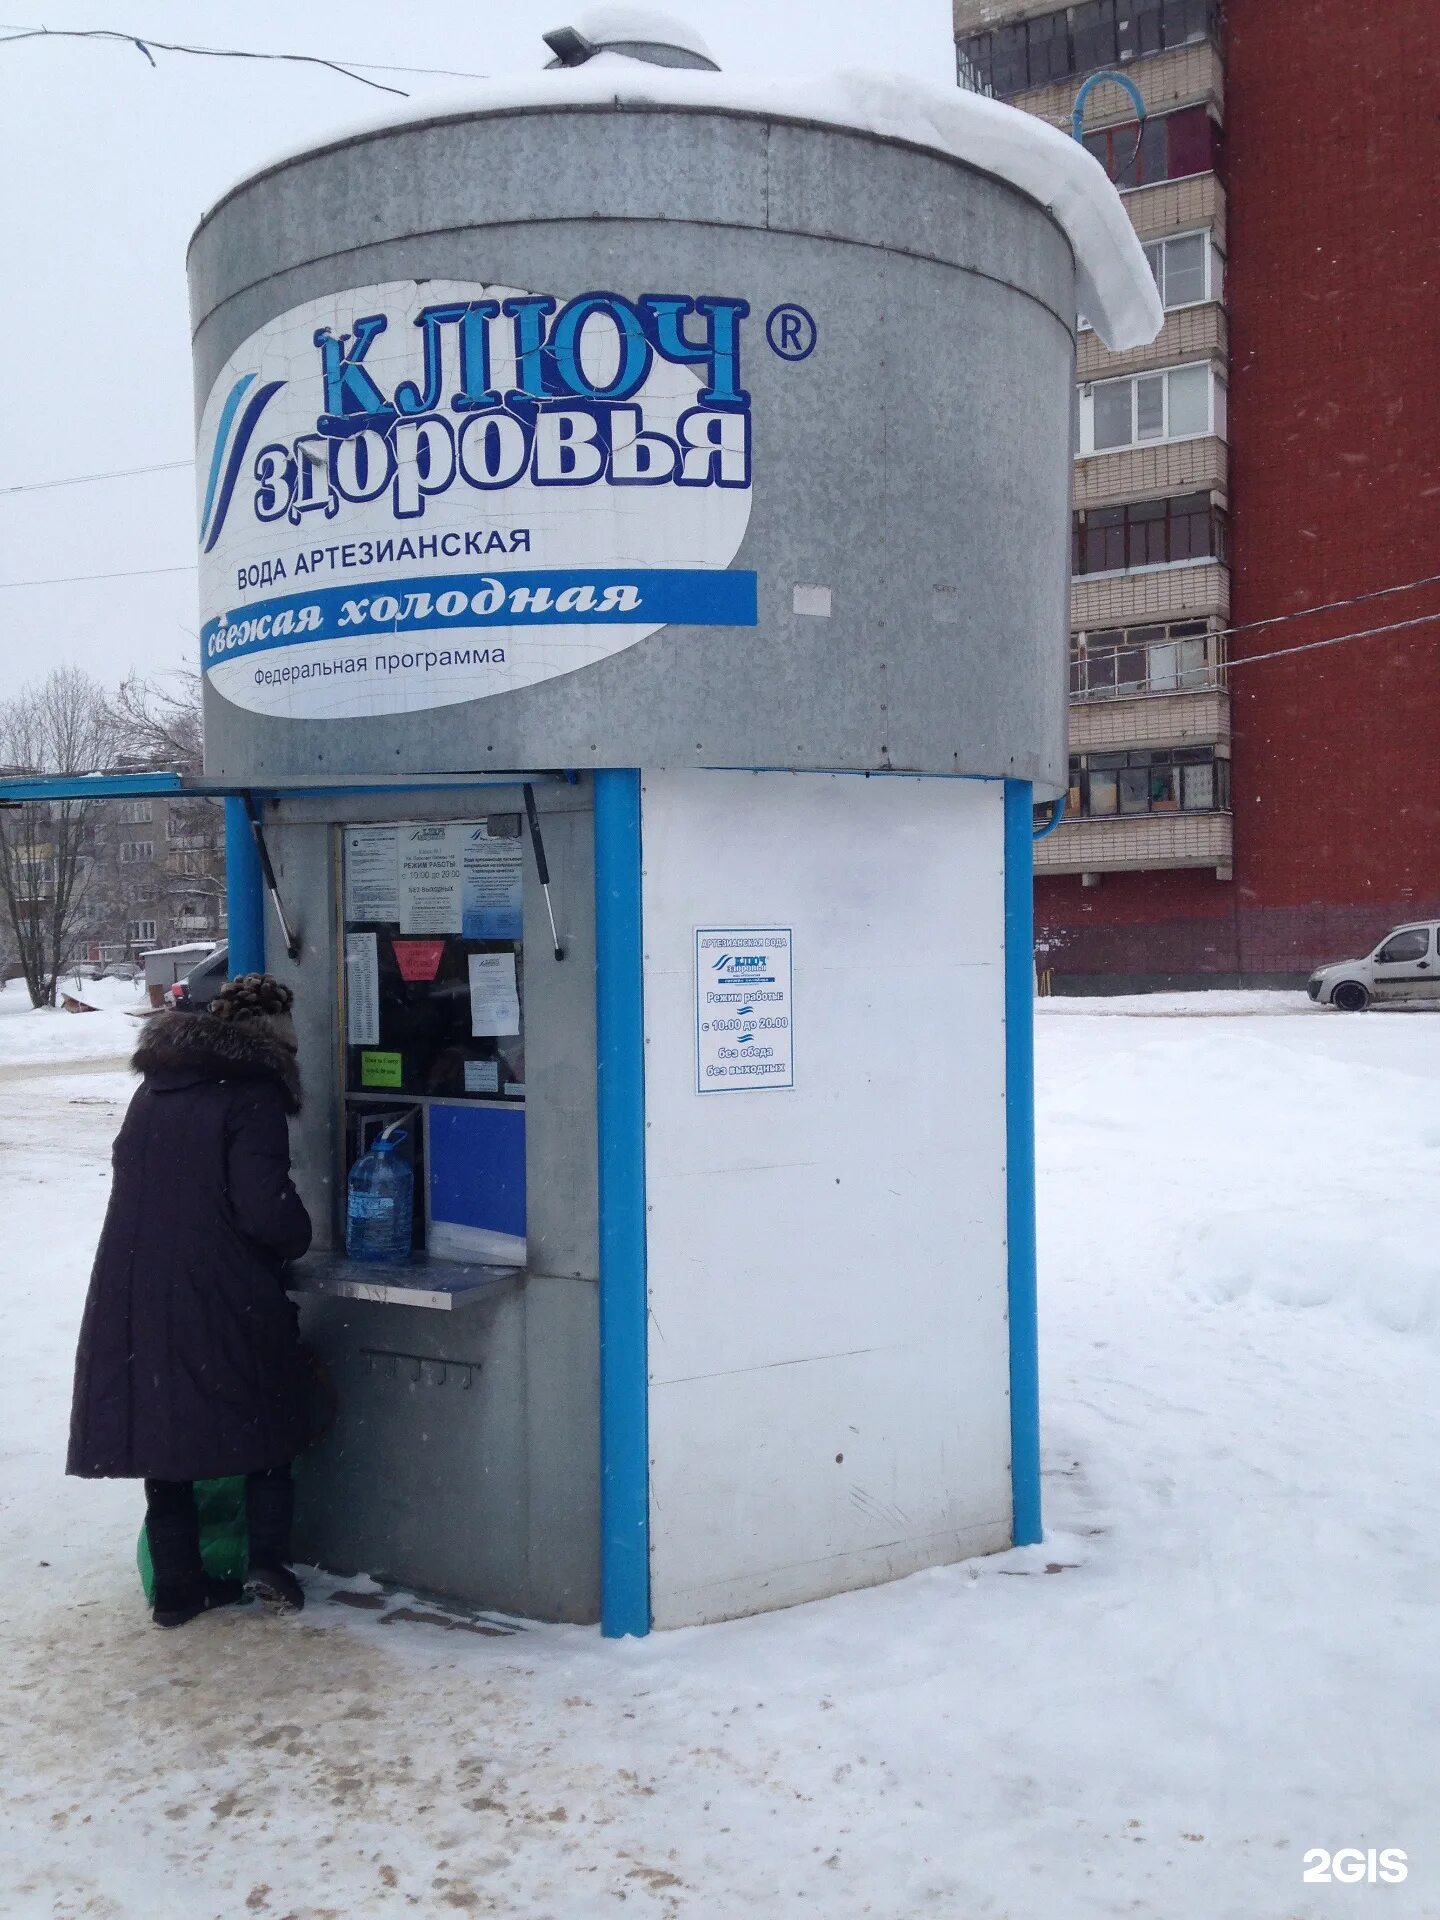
<box><xmin>136</xmin><ymin>1477</ymin><xmax>249</xmax><ymax>1601</ymax></box>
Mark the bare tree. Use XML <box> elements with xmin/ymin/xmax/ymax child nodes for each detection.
<box><xmin>109</xmin><ymin>669</ymin><xmax>204</xmax><ymax>773</ymax></box>
<box><xmin>0</xmin><ymin>669</ymin><xmax>121</xmax><ymax>1007</ymax></box>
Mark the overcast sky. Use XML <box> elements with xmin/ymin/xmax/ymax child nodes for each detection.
<box><xmin>0</xmin><ymin>1</ymin><xmax>955</xmax><ymax>707</ymax></box>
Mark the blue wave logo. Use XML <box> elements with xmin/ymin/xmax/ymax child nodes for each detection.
<box><xmin>199</xmin><ymin>372</ymin><xmax>285</xmax><ymax>552</ymax></box>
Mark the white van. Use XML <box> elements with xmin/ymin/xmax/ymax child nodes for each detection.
<box><xmin>1307</xmin><ymin>922</ymin><xmax>1440</xmax><ymax>1011</ymax></box>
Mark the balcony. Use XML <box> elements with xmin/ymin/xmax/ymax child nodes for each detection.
<box><xmin>1036</xmin><ymin>809</ymin><xmax>1232</xmax><ymax>878</ymax></box>
<box><xmin>1069</xmin><ymin>687</ymin><xmax>1229</xmax><ymax>754</ymax></box>
<box><xmin>1074</xmin><ymin>435</ymin><xmax>1227</xmax><ymax>510</ymax></box>
<box><xmin>1124</xmin><ymin>173</ymin><xmax>1226</xmax><ymax>250</ymax></box>
<box><xmin>1072</xmin><ymin>561</ymin><xmax>1228</xmax><ymax>628</ymax></box>
<box><xmin>1078</xmin><ymin>303</ymin><xmax>1226</xmax><ymax>384</ymax></box>
<box><xmin>1000</xmin><ymin>42</ymin><xmax>1224</xmax><ymax>132</ymax></box>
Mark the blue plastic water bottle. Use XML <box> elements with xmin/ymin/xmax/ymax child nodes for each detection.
<box><xmin>345</xmin><ymin>1130</ymin><xmax>414</xmax><ymax>1263</ymax></box>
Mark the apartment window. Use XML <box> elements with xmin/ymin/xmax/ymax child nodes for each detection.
<box><xmin>167</xmin><ymin>811</ymin><xmax>211</xmax><ymax>841</ymax></box>
<box><xmin>1143</xmin><ymin>231</ymin><xmax>1221</xmax><ymax>309</ymax></box>
<box><xmin>1085</xmin><ymin>115</ymin><xmax>1165</xmax><ymax>190</ymax></box>
<box><xmin>1106</xmin><ymin>106</ymin><xmax>1216</xmax><ymax>188</ymax></box>
<box><xmin>1072</xmin><ymin>495</ymin><xmax>1226</xmax><ymax>575</ymax></box>
<box><xmin>954</xmin><ymin>44</ymin><xmax>988</xmax><ymax>92</ymax></box>
<box><xmin>1121</xmin><ymin>0</ymin><xmax>1212</xmax><ymax>59</ymax></box>
<box><xmin>1068</xmin><ymin>748</ymin><xmax>1229</xmax><ymax>818</ymax></box>
<box><xmin>1167</xmin><ymin>103</ymin><xmax>1220</xmax><ymax>177</ymax></box>
<box><xmin>118</xmin><ymin>841</ymin><xmax>154</xmax><ymax>864</ymax></box>
<box><xmin>1027</xmin><ymin>9</ymin><xmax>1071</xmax><ymax>84</ymax></box>
<box><xmin>1078</xmin><ymin>363</ymin><xmax>1224</xmax><ymax>455</ymax></box>
<box><xmin>118</xmin><ymin>800</ymin><xmax>152</xmax><ymax>825</ymax></box>
<box><xmin>1071</xmin><ymin>623</ymin><xmax>1215</xmax><ymax>699</ymax></box>
<box><xmin>957</xmin><ymin>1</ymin><xmax>1216</xmax><ymax>99</ymax></box>
<box><xmin>988</xmin><ymin>21</ymin><xmax>1028</xmax><ymax>94</ymax></box>
<box><xmin>128</xmin><ymin>919</ymin><xmax>157</xmax><ymax>944</ymax></box>
<box><xmin>1079</xmin><ymin>228</ymin><xmax>1217</xmax><ymax>329</ymax></box>
<box><xmin>1070</xmin><ymin>1</ymin><xmax>1116</xmax><ymax>74</ymax></box>
<box><xmin>1082</xmin><ymin>104</ymin><xmax>1219</xmax><ymax>190</ymax></box>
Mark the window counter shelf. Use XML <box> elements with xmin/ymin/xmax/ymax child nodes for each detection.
<box><xmin>287</xmin><ymin>1251</ymin><xmax>522</xmax><ymax>1311</ymax></box>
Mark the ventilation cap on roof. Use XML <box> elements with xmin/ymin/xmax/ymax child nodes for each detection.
<box><xmin>543</xmin><ymin>8</ymin><xmax>720</xmax><ymax>71</ymax></box>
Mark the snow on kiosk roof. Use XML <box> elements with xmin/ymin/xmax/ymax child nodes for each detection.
<box><xmin>191</xmin><ymin>12</ymin><xmax>1164</xmax><ymax>780</ymax></box>
<box><xmin>198</xmin><ymin>43</ymin><xmax>1160</xmax><ymax>353</ymax></box>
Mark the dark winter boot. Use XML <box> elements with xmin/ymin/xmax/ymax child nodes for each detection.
<box><xmin>145</xmin><ymin>1479</ymin><xmax>246</xmax><ymax>1629</ymax></box>
<box><xmin>153</xmin><ymin>1574</ymin><xmax>249</xmax><ymax>1630</ymax></box>
<box><xmin>245</xmin><ymin>1465</ymin><xmax>305</xmax><ymax>1614</ymax></box>
<box><xmin>244</xmin><ymin>1562</ymin><xmax>306</xmax><ymax>1613</ymax></box>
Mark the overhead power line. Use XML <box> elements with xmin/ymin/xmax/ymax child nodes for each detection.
<box><xmin>331</xmin><ymin>57</ymin><xmax>491</xmax><ymax>83</ymax></box>
<box><xmin>1208</xmin><ymin>569</ymin><xmax>1440</xmax><ymax>647</ymax></box>
<box><xmin>0</xmin><ymin>561</ymin><xmax>196</xmax><ymax>589</ymax></box>
<box><xmin>0</xmin><ymin>457</ymin><xmax>191</xmax><ymax>496</ymax></box>
<box><xmin>1222</xmin><ymin>610</ymin><xmax>1440</xmax><ymax>672</ymax></box>
<box><xmin>0</xmin><ymin>24</ymin><xmax>417</xmax><ymax>95</ymax></box>
<box><xmin>0</xmin><ymin>23</ymin><xmax>491</xmax><ymax>86</ymax></box>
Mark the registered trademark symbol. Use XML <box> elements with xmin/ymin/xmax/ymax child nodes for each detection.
<box><xmin>766</xmin><ymin>304</ymin><xmax>817</xmax><ymax>361</ymax></box>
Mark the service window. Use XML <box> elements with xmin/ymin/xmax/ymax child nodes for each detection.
<box><xmin>340</xmin><ymin>819</ymin><xmax>527</xmax><ymax>1267</ymax></box>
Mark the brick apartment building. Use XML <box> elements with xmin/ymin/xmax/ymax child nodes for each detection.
<box><xmin>954</xmin><ymin>0</ymin><xmax>1440</xmax><ymax>988</ymax></box>
<box><xmin>81</xmin><ymin>790</ymin><xmax>226</xmax><ymax>964</ymax></box>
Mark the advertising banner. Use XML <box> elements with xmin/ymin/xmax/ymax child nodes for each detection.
<box><xmin>197</xmin><ymin>279</ymin><xmax>758</xmax><ymax>719</ymax></box>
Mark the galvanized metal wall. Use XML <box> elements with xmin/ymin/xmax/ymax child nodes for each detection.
<box><xmin>191</xmin><ymin>106</ymin><xmax>1076</xmax><ymax>789</ymax></box>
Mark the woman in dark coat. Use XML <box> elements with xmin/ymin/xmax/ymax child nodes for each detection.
<box><xmin>68</xmin><ymin>974</ymin><xmax>314</xmax><ymax>1627</ymax></box>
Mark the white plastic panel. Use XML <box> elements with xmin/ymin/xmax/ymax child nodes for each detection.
<box><xmin>641</xmin><ymin>770</ymin><xmax>1012</xmax><ymax>1627</ymax></box>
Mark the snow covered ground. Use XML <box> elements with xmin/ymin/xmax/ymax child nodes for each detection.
<box><xmin>1</xmin><ymin>987</ymin><xmax>1436</xmax><ymax>1919</ymax></box>
<box><xmin>0</xmin><ymin>972</ymin><xmax>150</xmax><ymax>1064</ymax></box>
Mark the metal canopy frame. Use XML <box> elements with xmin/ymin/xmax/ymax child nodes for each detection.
<box><xmin>0</xmin><ymin>770</ymin><xmax>570</xmax><ymax>802</ymax></box>
<box><xmin>0</xmin><ymin>767</ymin><xmax>572</xmax><ymax>974</ymax></box>
<box><xmin>0</xmin><ymin>766</ymin><xmax>571</xmax><ymax>984</ymax></box>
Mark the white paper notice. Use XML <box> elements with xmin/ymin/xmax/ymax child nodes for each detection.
<box><xmin>345</xmin><ymin>931</ymin><xmax>380</xmax><ymax>1046</ymax></box>
<box><xmin>463</xmin><ymin>1058</ymin><xmax>500</xmax><ymax>1095</ymax></box>
<box><xmin>344</xmin><ymin>827</ymin><xmax>399</xmax><ymax>924</ymax></box>
<box><xmin>399</xmin><ymin>825</ymin><xmax>463</xmax><ymax>934</ymax></box>
<box><xmin>695</xmin><ymin>927</ymin><xmax>794</xmax><ymax>1092</ymax></box>
<box><xmin>460</xmin><ymin>826</ymin><xmax>524</xmax><ymax>940</ymax></box>
<box><xmin>468</xmin><ymin>952</ymin><xmax>520</xmax><ymax>1036</ymax></box>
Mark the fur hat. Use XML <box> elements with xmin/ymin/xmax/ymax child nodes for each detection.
<box><xmin>210</xmin><ymin>973</ymin><xmax>298</xmax><ymax>1058</ymax></box>
<box><xmin>211</xmin><ymin>973</ymin><xmax>295</xmax><ymax>1025</ymax></box>
<box><xmin>135</xmin><ymin>976</ymin><xmax>302</xmax><ymax>1112</ymax></box>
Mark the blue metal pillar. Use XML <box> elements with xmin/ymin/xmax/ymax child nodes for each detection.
<box><xmin>1004</xmin><ymin>779</ymin><xmax>1042</xmax><ymax>1545</ymax></box>
<box><xmin>592</xmin><ymin>769</ymin><xmax>650</xmax><ymax>1636</ymax></box>
<box><xmin>224</xmin><ymin>794</ymin><xmax>266</xmax><ymax>976</ymax></box>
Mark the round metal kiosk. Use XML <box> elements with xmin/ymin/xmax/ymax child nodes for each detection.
<box><xmin>188</xmin><ymin>15</ymin><xmax>1160</xmax><ymax>1633</ymax></box>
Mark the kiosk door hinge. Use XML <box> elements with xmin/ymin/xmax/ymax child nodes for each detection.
<box><xmin>241</xmin><ymin>791</ymin><xmax>302</xmax><ymax>962</ymax></box>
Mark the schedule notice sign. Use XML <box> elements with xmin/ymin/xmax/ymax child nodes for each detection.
<box><xmin>694</xmin><ymin>927</ymin><xmax>794</xmax><ymax>1093</ymax></box>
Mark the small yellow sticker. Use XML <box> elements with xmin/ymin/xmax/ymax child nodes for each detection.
<box><xmin>360</xmin><ymin>1050</ymin><xmax>403</xmax><ymax>1088</ymax></box>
